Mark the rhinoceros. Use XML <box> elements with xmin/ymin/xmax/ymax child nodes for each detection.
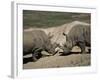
<box><xmin>23</xmin><ymin>30</ymin><xmax>57</xmax><ymax>61</ymax></box>
<box><xmin>61</xmin><ymin>24</ymin><xmax>91</xmax><ymax>55</ymax></box>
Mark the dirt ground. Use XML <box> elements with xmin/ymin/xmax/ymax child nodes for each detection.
<box><xmin>23</xmin><ymin>47</ymin><xmax>91</xmax><ymax>69</ymax></box>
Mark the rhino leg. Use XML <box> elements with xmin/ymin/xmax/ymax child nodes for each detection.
<box><xmin>88</xmin><ymin>48</ymin><xmax>91</xmax><ymax>53</ymax></box>
<box><xmin>32</xmin><ymin>48</ymin><xmax>42</xmax><ymax>62</ymax></box>
<box><xmin>32</xmin><ymin>53</ymin><xmax>38</xmax><ymax>62</ymax></box>
<box><xmin>78</xmin><ymin>42</ymin><xmax>86</xmax><ymax>54</ymax></box>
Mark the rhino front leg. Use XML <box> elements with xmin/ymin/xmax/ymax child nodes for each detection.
<box><xmin>32</xmin><ymin>52</ymin><xmax>38</xmax><ymax>62</ymax></box>
<box><xmin>78</xmin><ymin>42</ymin><xmax>86</xmax><ymax>54</ymax></box>
<box><xmin>32</xmin><ymin>48</ymin><xmax>42</xmax><ymax>62</ymax></box>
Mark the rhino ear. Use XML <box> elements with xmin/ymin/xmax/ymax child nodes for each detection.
<box><xmin>63</xmin><ymin>33</ymin><xmax>68</xmax><ymax>40</ymax></box>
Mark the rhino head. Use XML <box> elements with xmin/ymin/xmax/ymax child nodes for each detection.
<box><xmin>47</xmin><ymin>42</ymin><xmax>59</xmax><ymax>55</ymax></box>
<box><xmin>45</xmin><ymin>33</ymin><xmax>59</xmax><ymax>55</ymax></box>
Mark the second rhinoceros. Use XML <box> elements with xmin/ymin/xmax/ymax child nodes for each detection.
<box><xmin>61</xmin><ymin>24</ymin><xmax>91</xmax><ymax>55</ymax></box>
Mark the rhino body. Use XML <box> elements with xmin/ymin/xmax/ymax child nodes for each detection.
<box><xmin>23</xmin><ymin>30</ymin><xmax>56</xmax><ymax>61</ymax></box>
<box><xmin>62</xmin><ymin>24</ymin><xmax>90</xmax><ymax>55</ymax></box>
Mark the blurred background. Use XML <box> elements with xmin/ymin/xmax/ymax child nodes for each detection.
<box><xmin>23</xmin><ymin>10</ymin><xmax>91</xmax><ymax>29</ymax></box>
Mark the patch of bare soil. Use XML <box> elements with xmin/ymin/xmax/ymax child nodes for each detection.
<box><xmin>23</xmin><ymin>52</ymin><xmax>90</xmax><ymax>69</ymax></box>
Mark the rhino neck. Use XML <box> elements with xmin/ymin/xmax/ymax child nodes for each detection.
<box><xmin>72</xmin><ymin>40</ymin><xmax>76</xmax><ymax>47</ymax></box>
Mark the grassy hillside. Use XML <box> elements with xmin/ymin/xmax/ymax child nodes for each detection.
<box><xmin>23</xmin><ymin>10</ymin><xmax>91</xmax><ymax>29</ymax></box>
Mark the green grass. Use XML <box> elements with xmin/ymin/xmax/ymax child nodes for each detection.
<box><xmin>23</xmin><ymin>10</ymin><xmax>91</xmax><ymax>29</ymax></box>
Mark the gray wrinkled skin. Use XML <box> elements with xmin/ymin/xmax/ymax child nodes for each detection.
<box><xmin>62</xmin><ymin>24</ymin><xmax>90</xmax><ymax>55</ymax></box>
<box><xmin>23</xmin><ymin>30</ymin><xmax>57</xmax><ymax>61</ymax></box>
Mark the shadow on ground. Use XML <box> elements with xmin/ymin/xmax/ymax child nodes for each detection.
<box><xmin>23</xmin><ymin>57</ymin><xmax>33</xmax><ymax>64</ymax></box>
<box><xmin>59</xmin><ymin>51</ymin><xmax>90</xmax><ymax>56</ymax></box>
<box><xmin>23</xmin><ymin>51</ymin><xmax>90</xmax><ymax>64</ymax></box>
